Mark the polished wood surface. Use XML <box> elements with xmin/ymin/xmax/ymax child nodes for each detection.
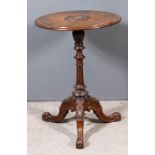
<box><xmin>35</xmin><ymin>10</ymin><xmax>121</xmax><ymax>31</ymax></box>
<box><xmin>41</xmin><ymin>30</ymin><xmax>121</xmax><ymax>149</ymax></box>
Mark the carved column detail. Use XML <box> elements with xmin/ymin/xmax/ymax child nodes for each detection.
<box><xmin>72</xmin><ymin>30</ymin><xmax>88</xmax><ymax>99</ymax></box>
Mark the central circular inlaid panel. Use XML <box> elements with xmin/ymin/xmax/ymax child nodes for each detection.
<box><xmin>35</xmin><ymin>10</ymin><xmax>121</xmax><ymax>31</ymax></box>
<box><xmin>64</xmin><ymin>15</ymin><xmax>91</xmax><ymax>21</ymax></box>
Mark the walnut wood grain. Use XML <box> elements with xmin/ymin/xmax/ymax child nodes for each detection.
<box><xmin>35</xmin><ymin>10</ymin><xmax>121</xmax><ymax>31</ymax></box>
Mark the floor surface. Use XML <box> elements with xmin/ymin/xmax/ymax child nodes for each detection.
<box><xmin>27</xmin><ymin>100</ymin><xmax>128</xmax><ymax>155</ymax></box>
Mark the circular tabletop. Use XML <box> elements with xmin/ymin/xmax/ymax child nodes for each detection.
<box><xmin>35</xmin><ymin>10</ymin><xmax>121</xmax><ymax>31</ymax></box>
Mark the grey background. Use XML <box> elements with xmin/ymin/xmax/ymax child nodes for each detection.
<box><xmin>27</xmin><ymin>0</ymin><xmax>128</xmax><ymax>101</ymax></box>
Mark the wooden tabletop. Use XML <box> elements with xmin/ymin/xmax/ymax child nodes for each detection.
<box><xmin>35</xmin><ymin>10</ymin><xmax>121</xmax><ymax>31</ymax></box>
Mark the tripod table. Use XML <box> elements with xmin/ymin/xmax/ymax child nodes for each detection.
<box><xmin>35</xmin><ymin>10</ymin><xmax>122</xmax><ymax>149</ymax></box>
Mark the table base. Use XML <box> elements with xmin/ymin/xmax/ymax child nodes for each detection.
<box><xmin>42</xmin><ymin>30</ymin><xmax>121</xmax><ymax>149</ymax></box>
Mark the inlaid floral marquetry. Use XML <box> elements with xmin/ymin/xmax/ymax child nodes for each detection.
<box><xmin>35</xmin><ymin>10</ymin><xmax>121</xmax><ymax>31</ymax></box>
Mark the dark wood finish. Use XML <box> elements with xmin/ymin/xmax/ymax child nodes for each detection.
<box><xmin>41</xmin><ymin>30</ymin><xmax>121</xmax><ymax>149</ymax></box>
<box><xmin>35</xmin><ymin>10</ymin><xmax>121</xmax><ymax>31</ymax></box>
<box><xmin>36</xmin><ymin>10</ymin><xmax>122</xmax><ymax>149</ymax></box>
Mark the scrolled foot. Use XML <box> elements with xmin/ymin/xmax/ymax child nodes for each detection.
<box><xmin>76</xmin><ymin>138</ymin><xmax>84</xmax><ymax>149</ymax></box>
<box><xmin>109</xmin><ymin>112</ymin><xmax>121</xmax><ymax>122</ymax></box>
<box><xmin>93</xmin><ymin>108</ymin><xmax>121</xmax><ymax>123</ymax></box>
<box><xmin>42</xmin><ymin>111</ymin><xmax>68</xmax><ymax>123</ymax></box>
<box><xmin>85</xmin><ymin>96</ymin><xmax>122</xmax><ymax>123</ymax></box>
<box><xmin>42</xmin><ymin>97</ymin><xmax>76</xmax><ymax>123</ymax></box>
<box><xmin>42</xmin><ymin>112</ymin><xmax>53</xmax><ymax>122</ymax></box>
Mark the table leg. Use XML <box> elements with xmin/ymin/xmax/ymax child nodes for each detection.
<box><xmin>42</xmin><ymin>97</ymin><xmax>76</xmax><ymax>123</ymax></box>
<box><xmin>85</xmin><ymin>96</ymin><xmax>121</xmax><ymax>122</ymax></box>
<box><xmin>76</xmin><ymin>100</ymin><xmax>84</xmax><ymax>149</ymax></box>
